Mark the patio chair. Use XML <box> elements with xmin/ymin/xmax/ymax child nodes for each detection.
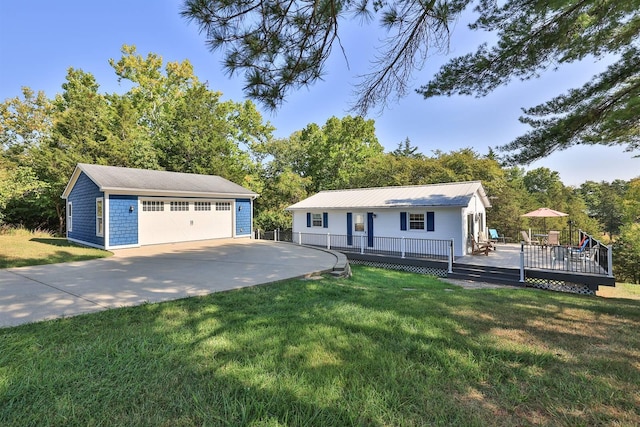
<box><xmin>550</xmin><ymin>245</ymin><xmax>566</xmax><ymax>269</ymax></box>
<box><xmin>547</xmin><ymin>230</ymin><xmax>560</xmax><ymax>246</ymax></box>
<box><xmin>520</xmin><ymin>230</ymin><xmax>540</xmax><ymax>245</ymax></box>
<box><xmin>568</xmin><ymin>238</ymin><xmax>591</xmax><ymax>264</ymax></box>
<box><xmin>470</xmin><ymin>237</ymin><xmax>491</xmax><ymax>256</ymax></box>
<box><xmin>488</xmin><ymin>228</ymin><xmax>506</xmax><ymax>244</ymax></box>
<box><xmin>478</xmin><ymin>231</ymin><xmax>496</xmax><ymax>250</ymax></box>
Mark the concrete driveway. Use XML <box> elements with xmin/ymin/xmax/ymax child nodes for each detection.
<box><xmin>0</xmin><ymin>239</ymin><xmax>339</xmax><ymax>328</ymax></box>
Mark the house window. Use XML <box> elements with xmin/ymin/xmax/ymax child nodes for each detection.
<box><xmin>312</xmin><ymin>213</ymin><xmax>323</xmax><ymax>227</ymax></box>
<box><xmin>170</xmin><ymin>201</ymin><xmax>189</xmax><ymax>211</ymax></box>
<box><xmin>67</xmin><ymin>202</ymin><xmax>72</xmax><ymax>232</ymax></box>
<box><xmin>354</xmin><ymin>214</ymin><xmax>365</xmax><ymax>232</ymax></box>
<box><xmin>409</xmin><ymin>213</ymin><xmax>425</xmax><ymax>230</ymax></box>
<box><xmin>216</xmin><ymin>202</ymin><xmax>231</xmax><ymax>211</ymax></box>
<box><xmin>195</xmin><ymin>201</ymin><xmax>211</xmax><ymax>211</ymax></box>
<box><xmin>142</xmin><ymin>201</ymin><xmax>164</xmax><ymax>212</ymax></box>
<box><xmin>96</xmin><ymin>198</ymin><xmax>104</xmax><ymax>237</ymax></box>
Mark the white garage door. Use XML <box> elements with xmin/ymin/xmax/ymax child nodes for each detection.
<box><xmin>139</xmin><ymin>199</ymin><xmax>233</xmax><ymax>245</ymax></box>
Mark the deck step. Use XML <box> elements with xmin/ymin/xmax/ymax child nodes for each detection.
<box><xmin>448</xmin><ymin>264</ymin><xmax>522</xmax><ymax>287</ymax></box>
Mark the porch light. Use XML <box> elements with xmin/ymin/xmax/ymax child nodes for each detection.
<box><xmin>129</xmin><ymin>205</ymin><xmax>135</xmax><ymax>212</ymax></box>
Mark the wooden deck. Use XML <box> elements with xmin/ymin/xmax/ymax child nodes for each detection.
<box><xmin>257</xmin><ymin>233</ymin><xmax>615</xmax><ymax>293</ymax></box>
<box><xmin>456</xmin><ymin>243</ymin><xmax>522</xmax><ymax>268</ymax></box>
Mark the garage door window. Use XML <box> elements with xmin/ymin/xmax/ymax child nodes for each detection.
<box><xmin>143</xmin><ymin>201</ymin><xmax>164</xmax><ymax>212</ymax></box>
<box><xmin>195</xmin><ymin>201</ymin><xmax>211</xmax><ymax>211</ymax></box>
<box><xmin>170</xmin><ymin>201</ymin><xmax>189</xmax><ymax>211</ymax></box>
<box><xmin>216</xmin><ymin>202</ymin><xmax>231</xmax><ymax>211</ymax></box>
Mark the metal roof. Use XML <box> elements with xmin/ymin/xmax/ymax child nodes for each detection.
<box><xmin>62</xmin><ymin>164</ymin><xmax>258</xmax><ymax>198</ymax></box>
<box><xmin>287</xmin><ymin>181</ymin><xmax>490</xmax><ymax>210</ymax></box>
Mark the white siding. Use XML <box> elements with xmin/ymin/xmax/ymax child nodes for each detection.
<box><xmin>292</xmin><ymin>207</ymin><xmax>466</xmax><ymax>256</ymax></box>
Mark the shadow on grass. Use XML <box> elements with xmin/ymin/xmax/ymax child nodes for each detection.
<box><xmin>0</xmin><ymin>238</ymin><xmax>110</xmax><ymax>269</ymax></box>
<box><xmin>1</xmin><ymin>266</ymin><xmax>639</xmax><ymax>425</ymax></box>
<box><xmin>29</xmin><ymin>238</ymin><xmax>80</xmax><ymax>248</ymax></box>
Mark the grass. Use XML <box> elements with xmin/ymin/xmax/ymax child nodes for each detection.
<box><xmin>0</xmin><ymin>228</ymin><xmax>110</xmax><ymax>268</ymax></box>
<box><xmin>1</xmin><ymin>266</ymin><xmax>639</xmax><ymax>426</ymax></box>
<box><xmin>598</xmin><ymin>282</ymin><xmax>640</xmax><ymax>300</ymax></box>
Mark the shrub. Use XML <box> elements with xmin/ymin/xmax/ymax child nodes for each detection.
<box><xmin>613</xmin><ymin>223</ymin><xmax>640</xmax><ymax>284</ymax></box>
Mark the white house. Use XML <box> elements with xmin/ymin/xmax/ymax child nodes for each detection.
<box><xmin>286</xmin><ymin>181</ymin><xmax>491</xmax><ymax>257</ymax></box>
<box><xmin>61</xmin><ymin>163</ymin><xmax>258</xmax><ymax>250</ymax></box>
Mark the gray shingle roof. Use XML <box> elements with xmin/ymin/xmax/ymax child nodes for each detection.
<box><xmin>287</xmin><ymin>181</ymin><xmax>490</xmax><ymax>210</ymax></box>
<box><xmin>62</xmin><ymin>164</ymin><xmax>257</xmax><ymax>198</ymax></box>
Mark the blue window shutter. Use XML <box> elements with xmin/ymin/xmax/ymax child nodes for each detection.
<box><xmin>400</xmin><ymin>212</ymin><xmax>407</xmax><ymax>231</ymax></box>
<box><xmin>427</xmin><ymin>211</ymin><xmax>435</xmax><ymax>231</ymax></box>
<box><xmin>346</xmin><ymin>213</ymin><xmax>353</xmax><ymax>245</ymax></box>
<box><xmin>367</xmin><ymin>212</ymin><xmax>374</xmax><ymax>247</ymax></box>
<box><xmin>323</xmin><ymin>212</ymin><xmax>328</xmax><ymax>228</ymax></box>
<box><xmin>306</xmin><ymin>212</ymin><xmax>311</xmax><ymax>228</ymax></box>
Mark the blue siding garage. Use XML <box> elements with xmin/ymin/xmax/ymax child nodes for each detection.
<box><xmin>62</xmin><ymin>164</ymin><xmax>258</xmax><ymax>250</ymax></box>
<box><xmin>66</xmin><ymin>172</ymin><xmax>105</xmax><ymax>248</ymax></box>
<box><xmin>235</xmin><ymin>199</ymin><xmax>251</xmax><ymax>236</ymax></box>
<box><xmin>109</xmin><ymin>195</ymin><xmax>139</xmax><ymax>247</ymax></box>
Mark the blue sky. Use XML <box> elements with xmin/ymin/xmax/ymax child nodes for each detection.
<box><xmin>1</xmin><ymin>0</ymin><xmax>637</xmax><ymax>186</ymax></box>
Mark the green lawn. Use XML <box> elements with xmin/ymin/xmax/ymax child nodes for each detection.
<box><xmin>1</xmin><ymin>266</ymin><xmax>638</xmax><ymax>426</ymax></box>
<box><xmin>0</xmin><ymin>229</ymin><xmax>110</xmax><ymax>268</ymax></box>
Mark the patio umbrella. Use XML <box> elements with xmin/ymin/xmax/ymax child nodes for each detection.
<box><xmin>521</xmin><ymin>207</ymin><xmax>569</xmax><ymax>232</ymax></box>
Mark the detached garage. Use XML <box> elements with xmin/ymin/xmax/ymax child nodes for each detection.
<box><xmin>61</xmin><ymin>163</ymin><xmax>257</xmax><ymax>250</ymax></box>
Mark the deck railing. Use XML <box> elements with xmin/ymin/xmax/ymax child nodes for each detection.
<box><xmin>255</xmin><ymin>230</ymin><xmax>454</xmax><ymax>269</ymax></box>
<box><xmin>256</xmin><ymin>229</ymin><xmax>613</xmax><ymax>279</ymax></box>
<box><xmin>521</xmin><ymin>229</ymin><xmax>613</xmax><ymax>277</ymax></box>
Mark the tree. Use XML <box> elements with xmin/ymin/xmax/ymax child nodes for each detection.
<box><xmin>522</xmin><ymin>168</ymin><xmax>564</xmax><ymax>207</ymax></box>
<box><xmin>579</xmin><ymin>180</ymin><xmax>627</xmax><ymax>238</ymax></box>
<box><xmin>0</xmin><ymin>87</ymin><xmax>53</xmax><ymax>162</ymax></box>
<box><xmin>391</xmin><ymin>137</ymin><xmax>422</xmax><ymax>158</ymax></box>
<box><xmin>622</xmin><ymin>178</ymin><xmax>640</xmax><ymax>224</ymax></box>
<box><xmin>183</xmin><ymin>0</ymin><xmax>640</xmax><ymax>162</ymax></box>
<box><xmin>613</xmin><ymin>223</ymin><xmax>640</xmax><ymax>284</ymax></box>
<box><xmin>109</xmin><ymin>45</ymin><xmax>273</xmax><ymax>183</ymax></box>
<box><xmin>254</xmin><ymin>116</ymin><xmax>383</xmax><ymax>193</ymax></box>
<box><xmin>0</xmin><ymin>160</ymin><xmax>47</xmax><ymax>226</ymax></box>
<box><xmin>420</xmin><ymin>0</ymin><xmax>640</xmax><ymax>164</ymax></box>
<box><xmin>181</xmin><ymin>0</ymin><xmax>467</xmax><ymax>112</ymax></box>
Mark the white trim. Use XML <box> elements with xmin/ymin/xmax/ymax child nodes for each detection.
<box><xmin>67</xmin><ymin>201</ymin><xmax>73</xmax><ymax>233</ymax></box>
<box><xmin>250</xmin><ymin>199</ymin><xmax>254</xmax><ymax>238</ymax></box>
<box><xmin>60</xmin><ymin>166</ymin><xmax>83</xmax><ymax>199</ymax></box>
<box><xmin>104</xmin><ymin>193</ymin><xmax>109</xmax><ymax>248</ymax></box>
<box><xmin>105</xmin><ymin>243</ymin><xmax>140</xmax><ymax>250</ymax></box>
<box><xmin>96</xmin><ymin>197</ymin><xmax>104</xmax><ymax>237</ymax></box>
<box><xmin>233</xmin><ymin>200</ymin><xmax>238</xmax><ymax>238</ymax></box>
<box><xmin>67</xmin><ymin>237</ymin><xmax>105</xmax><ymax>250</ymax></box>
<box><xmin>102</xmin><ymin>188</ymin><xmax>257</xmax><ymax>199</ymax></box>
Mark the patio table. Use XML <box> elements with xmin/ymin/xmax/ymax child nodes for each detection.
<box><xmin>533</xmin><ymin>233</ymin><xmax>549</xmax><ymax>246</ymax></box>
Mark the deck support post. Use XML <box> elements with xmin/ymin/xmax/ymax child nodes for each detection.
<box><xmin>360</xmin><ymin>235</ymin><xmax>365</xmax><ymax>254</ymax></box>
<box><xmin>401</xmin><ymin>237</ymin><xmax>406</xmax><ymax>259</ymax></box>
<box><xmin>519</xmin><ymin>242</ymin><xmax>525</xmax><ymax>283</ymax></box>
<box><xmin>327</xmin><ymin>233</ymin><xmax>331</xmax><ymax>250</ymax></box>
<box><xmin>448</xmin><ymin>239</ymin><xmax>454</xmax><ymax>273</ymax></box>
<box><xmin>607</xmin><ymin>245</ymin><xmax>614</xmax><ymax>278</ymax></box>
<box><xmin>298</xmin><ymin>231</ymin><xmax>302</xmax><ymax>245</ymax></box>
